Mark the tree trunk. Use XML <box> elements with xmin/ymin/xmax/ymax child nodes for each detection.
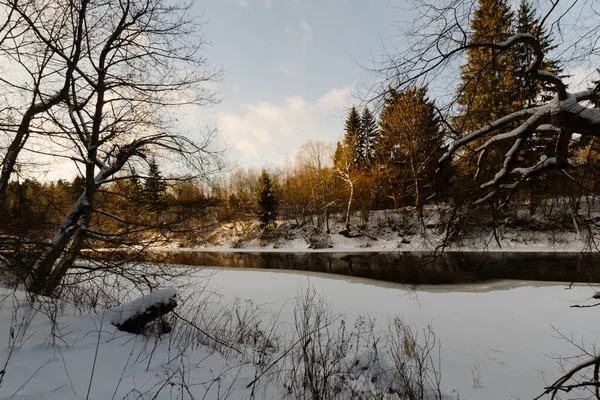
<box><xmin>529</xmin><ymin>187</ymin><xmax>536</xmax><ymax>216</ymax></box>
<box><xmin>344</xmin><ymin>178</ymin><xmax>354</xmax><ymax>232</ymax></box>
<box><xmin>28</xmin><ymin>197</ymin><xmax>86</xmax><ymax>295</ymax></box>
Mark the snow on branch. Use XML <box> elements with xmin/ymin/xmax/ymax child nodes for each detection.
<box><xmin>439</xmin><ymin>107</ymin><xmax>539</xmax><ymax>165</ymax></box>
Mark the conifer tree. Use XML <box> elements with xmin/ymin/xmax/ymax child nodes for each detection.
<box><xmin>343</xmin><ymin>106</ymin><xmax>365</xmax><ymax>169</ymax></box>
<box><xmin>361</xmin><ymin>107</ymin><xmax>379</xmax><ymax>165</ymax></box>
<box><xmin>333</xmin><ymin>141</ymin><xmax>344</xmax><ymax>168</ymax></box>
<box><xmin>514</xmin><ymin>0</ymin><xmax>563</xmax><ymax>168</ymax></box>
<box><xmin>344</xmin><ymin>106</ymin><xmax>362</xmax><ymax>145</ymax></box>
<box><xmin>454</xmin><ymin>0</ymin><xmax>520</xmax><ymax>133</ymax></box>
<box><xmin>256</xmin><ymin>170</ymin><xmax>277</xmax><ymax>230</ymax></box>
<box><xmin>71</xmin><ymin>175</ymin><xmax>86</xmax><ymax>201</ymax></box>
<box><xmin>514</xmin><ymin>0</ymin><xmax>561</xmax><ymax>108</ymax></box>
<box><xmin>375</xmin><ymin>86</ymin><xmax>443</xmax><ymax>213</ymax></box>
<box><xmin>142</xmin><ymin>158</ymin><xmax>168</xmax><ymax>218</ymax></box>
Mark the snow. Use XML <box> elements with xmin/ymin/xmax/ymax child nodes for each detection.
<box><xmin>0</xmin><ymin>285</ymin><xmax>257</xmax><ymax>400</ymax></box>
<box><xmin>103</xmin><ymin>287</ymin><xmax>176</xmax><ymax>326</ymax></box>
<box><xmin>0</xmin><ymin>267</ymin><xmax>597</xmax><ymax>399</ymax></box>
<box><xmin>200</xmin><ymin>269</ymin><xmax>598</xmax><ymax>399</ymax></box>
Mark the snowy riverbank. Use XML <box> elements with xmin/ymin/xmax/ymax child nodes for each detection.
<box><xmin>0</xmin><ymin>267</ymin><xmax>597</xmax><ymax>399</ymax></box>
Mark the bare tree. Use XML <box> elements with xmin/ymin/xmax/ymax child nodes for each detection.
<box><xmin>333</xmin><ymin>144</ymin><xmax>357</xmax><ymax>235</ymax></box>
<box><xmin>372</xmin><ymin>0</ymin><xmax>600</xmax><ymax>207</ymax></box>
<box><xmin>0</xmin><ymin>0</ymin><xmax>223</xmax><ymax>296</ymax></box>
<box><xmin>0</xmin><ymin>0</ymin><xmax>87</xmax><ymax>204</ymax></box>
<box><xmin>296</xmin><ymin>140</ymin><xmax>336</xmax><ymax>231</ymax></box>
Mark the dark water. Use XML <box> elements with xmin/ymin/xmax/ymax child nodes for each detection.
<box><xmin>146</xmin><ymin>251</ymin><xmax>600</xmax><ymax>285</ymax></box>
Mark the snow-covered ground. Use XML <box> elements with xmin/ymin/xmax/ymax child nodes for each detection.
<box><xmin>172</xmin><ymin>207</ymin><xmax>600</xmax><ymax>253</ymax></box>
<box><xmin>1</xmin><ymin>267</ymin><xmax>597</xmax><ymax>399</ymax></box>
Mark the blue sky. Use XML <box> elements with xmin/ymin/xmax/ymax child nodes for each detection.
<box><xmin>185</xmin><ymin>0</ymin><xmax>401</xmax><ymax>169</ymax></box>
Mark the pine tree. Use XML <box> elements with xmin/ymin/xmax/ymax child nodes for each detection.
<box><xmin>454</xmin><ymin>0</ymin><xmax>520</xmax><ymax>133</ymax></box>
<box><xmin>514</xmin><ymin>0</ymin><xmax>561</xmax><ymax>107</ymax></box>
<box><xmin>344</xmin><ymin>106</ymin><xmax>362</xmax><ymax>145</ymax></box>
<box><xmin>343</xmin><ymin>106</ymin><xmax>365</xmax><ymax>169</ymax></box>
<box><xmin>142</xmin><ymin>158</ymin><xmax>168</xmax><ymax>218</ymax></box>
<box><xmin>361</xmin><ymin>107</ymin><xmax>379</xmax><ymax>165</ymax></box>
<box><xmin>71</xmin><ymin>175</ymin><xmax>86</xmax><ymax>201</ymax></box>
<box><xmin>256</xmin><ymin>170</ymin><xmax>277</xmax><ymax>230</ymax></box>
<box><xmin>333</xmin><ymin>141</ymin><xmax>344</xmax><ymax>168</ymax></box>
<box><xmin>514</xmin><ymin>0</ymin><xmax>563</xmax><ymax>167</ymax></box>
<box><xmin>375</xmin><ymin>86</ymin><xmax>443</xmax><ymax>213</ymax></box>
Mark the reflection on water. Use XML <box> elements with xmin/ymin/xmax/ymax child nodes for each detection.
<box><xmin>142</xmin><ymin>251</ymin><xmax>600</xmax><ymax>285</ymax></box>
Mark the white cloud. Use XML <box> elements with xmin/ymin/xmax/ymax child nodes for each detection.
<box><xmin>217</xmin><ymin>86</ymin><xmax>352</xmax><ymax>167</ymax></box>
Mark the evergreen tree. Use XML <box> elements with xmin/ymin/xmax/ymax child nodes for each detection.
<box><xmin>343</xmin><ymin>106</ymin><xmax>366</xmax><ymax>168</ymax></box>
<box><xmin>333</xmin><ymin>141</ymin><xmax>344</xmax><ymax>169</ymax></box>
<box><xmin>454</xmin><ymin>0</ymin><xmax>520</xmax><ymax>133</ymax></box>
<box><xmin>256</xmin><ymin>170</ymin><xmax>277</xmax><ymax>230</ymax></box>
<box><xmin>71</xmin><ymin>175</ymin><xmax>86</xmax><ymax>201</ymax></box>
<box><xmin>375</xmin><ymin>86</ymin><xmax>443</xmax><ymax>213</ymax></box>
<box><xmin>514</xmin><ymin>0</ymin><xmax>563</xmax><ymax>167</ymax></box>
<box><xmin>514</xmin><ymin>0</ymin><xmax>561</xmax><ymax>107</ymax></box>
<box><xmin>142</xmin><ymin>158</ymin><xmax>168</xmax><ymax>217</ymax></box>
<box><xmin>344</xmin><ymin>106</ymin><xmax>362</xmax><ymax>145</ymax></box>
<box><xmin>361</xmin><ymin>107</ymin><xmax>379</xmax><ymax>165</ymax></box>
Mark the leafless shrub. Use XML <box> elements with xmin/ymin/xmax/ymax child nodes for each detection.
<box><xmin>272</xmin><ymin>289</ymin><xmax>444</xmax><ymax>400</ymax></box>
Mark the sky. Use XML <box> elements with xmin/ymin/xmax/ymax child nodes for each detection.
<box><xmin>8</xmin><ymin>0</ymin><xmax>598</xmax><ymax>180</ymax></box>
<box><xmin>180</xmin><ymin>0</ymin><xmax>598</xmax><ymax>172</ymax></box>
<box><xmin>184</xmin><ymin>0</ymin><xmax>401</xmax><ymax>170</ymax></box>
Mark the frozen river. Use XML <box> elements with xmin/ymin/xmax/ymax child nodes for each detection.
<box><xmin>198</xmin><ymin>267</ymin><xmax>598</xmax><ymax>399</ymax></box>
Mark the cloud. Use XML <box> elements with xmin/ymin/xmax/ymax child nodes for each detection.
<box><xmin>217</xmin><ymin>86</ymin><xmax>352</xmax><ymax>167</ymax></box>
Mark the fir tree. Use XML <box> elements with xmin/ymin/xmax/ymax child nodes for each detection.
<box><xmin>454</xmin><ymin>0</ymin><xmax>520</xmax><ymax>133</ymax></box>
<box><xmin>344</xmin><ymin>106</ymin><xmax>362</xmax><ymax>145</ymax></box>
<box><xmin>256</xmin><ymin>170</ymin><xmax>277</xmax><ymax>230</ymax></box>
<box><xmin>514</xmin><ymin>0</ymin><xmax>563</xmax><ymax>166</ymax></box>
<box><xmin>142</xmin><ymin>158</ymin><xmax>168</xmax><ymax>217</ymax></box>
<box><xmin>343</xmin><ymin>106</ymin><xmax>366</xmax><ymax>169</ymax></box>
<box><xmin>361</xmin><ymin>107</ymin><xmax>379</xmax><ymax>165</ymax></box>
<box><xmin>375</xmin><ymin>86</ymin><xmax>443</xmax><ymax>213</ymax></box>
<box><xmin>514</xmin><ymin>0</ymin><xmax>561</xmax><ymax>107</ymax></box>
<box><xmin>333</xmin><ymin>141</ymin><xmax>344</xmax><ymax>168</ymax></box>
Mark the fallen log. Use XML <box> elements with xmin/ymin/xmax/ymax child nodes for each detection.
<box><xmin>104</xmin><ymin>288</ymin><xmax>177</xmax><ymax>334</ymax></box>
